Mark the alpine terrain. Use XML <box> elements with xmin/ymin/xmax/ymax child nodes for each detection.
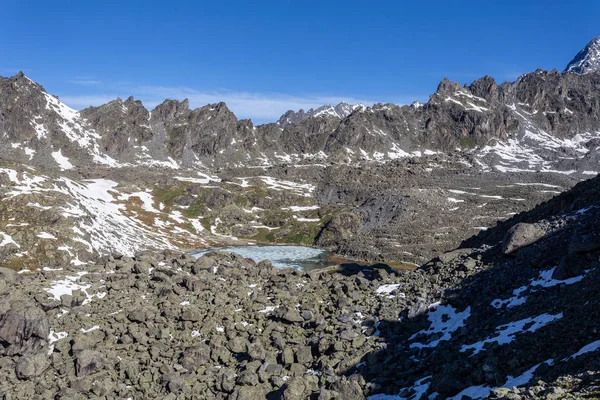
<box><xmin>1</xmin><ymin>36</ymin><xmax>600</xmax><ymax>399</ymax></box>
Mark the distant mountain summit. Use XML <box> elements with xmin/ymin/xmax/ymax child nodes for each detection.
<box><xmin>276</xmin><ymin>101</ymin><xmax>364</xmax><ymax>127</ymax></box>
<box><xmin>565</xmin><ymin>36</ymin><xmax>600</xmax><ymax>74</ymax></box>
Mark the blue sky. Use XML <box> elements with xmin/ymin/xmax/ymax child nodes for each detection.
<box><xmin>1</xmin><ymin>0</ymin><xmax>599</xmax><ymax>123</ymax></box>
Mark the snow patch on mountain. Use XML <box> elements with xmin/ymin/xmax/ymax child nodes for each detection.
<box><xmin>409</xmin><ymin>304</ymin><xmax>471</xmax><ymax>349</ymax></box>
<box><xmin>52</xmin><ymin>149</ymin><xmax>74</xmax><ymax>170</ymax></box>
<box><xmin>461</xmin><ymin>312</ymin><xmax>564</xmax><ymax>355</ymax></box>
<box><xmin>477</xmin><ymin>102</ymin><xmax>600</xmax><ymax>174</ymax></box>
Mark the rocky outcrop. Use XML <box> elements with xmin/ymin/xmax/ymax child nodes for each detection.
<box><xmin>501</xmin><ymin>222</ymin><xmax>548</xmax><ymax>254</ymax></box>
<box><xmin>80</xmin><ymin>96</ymin><xmax>153</xmax><ymax>158</ymax></box>
<box><xmin>315</xmin><ymin>212</ymin><xmax>363</xmax><ymax>248</ymax></box>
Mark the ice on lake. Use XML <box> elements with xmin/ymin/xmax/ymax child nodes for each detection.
<box><xmin>191</xmin><ymin>245</ymin><xmax>330</xmax><ymax>270</ymax></box>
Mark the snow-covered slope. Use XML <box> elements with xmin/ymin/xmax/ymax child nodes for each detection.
<box><xmin>0</xmin><ymin>166</ymin><xmax>326</xmax><ymax>269</ymax></box>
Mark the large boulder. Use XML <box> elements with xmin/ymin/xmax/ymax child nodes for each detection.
<box><xmin>502</xmin><ymin>223</ymin><xmax>548</xmax><ymax>255</ymax></box>
<box><xmin>282</xmin><ymin>376</ymin><xmax>319</xmax><ymax>400</ymax></box>
<box><xmin>0</xmin><ymin>267</ymin><xmax>18</xmax><ymax>295</ymax></box>
<box><xmin>315</xmin><ymin>212</ymin><xmax>363</xmax><ymax>247</ymax></box>
<box><xmin>230</xmin><ymin>385</ymin><xmax>271</xmax><ymax>400</ymax></box>
<box><xmin>76</xmin><ymin>349</ymin><xmax>104</xmax><ymax>377</ymax></box>
<box><xmin>15</xmin><ymin>352</ymin><xmax>51</xmax><ymax>379</ymax></box>
<box><xmin>0</xmin><ymin>294</ymin><xmax>50</xmax><ymax>356</ymax></box>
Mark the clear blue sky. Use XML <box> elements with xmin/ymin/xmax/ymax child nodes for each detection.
<box><xmin>1</xmin><ymin>0</ymin><xmax>599</xmax><ymax>123</ymax></box>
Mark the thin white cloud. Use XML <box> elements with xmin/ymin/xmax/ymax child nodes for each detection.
<box><xmin>58</xmin><ymin>85</ymin><xmax>423</xmax><ymax>123</ymax></box>
<box><xmin>68</xmin><ymin>79</ymin><xmax>101</xmax><ymax>85</ymax></box>
<box><xmin>58</xmin><ymin>95</ymin><xmax>122</xmax><ymax>109</ymax></box>
<box><xmin>133</xmin><ymin>85</ymin><xmax>384</xmax><ymax>121</ymax></box>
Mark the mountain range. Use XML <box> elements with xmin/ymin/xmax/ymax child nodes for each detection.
<box><xmin>2</xmin><ymin>36</ymin><xmax>600</xmax><ymax>175</ymax></box>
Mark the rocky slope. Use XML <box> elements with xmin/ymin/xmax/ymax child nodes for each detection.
<box><xmin>0</xmin><ymin>163</ymin><xmax>332</xmax><ymax>271</ymax></box>
<box><xmin>1</xmin><ymin>174</ymin><xmax>599</xmax><ymax>399</ymax></box>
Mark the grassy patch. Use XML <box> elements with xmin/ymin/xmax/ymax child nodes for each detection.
<box><xmin>182</xmin><ymin>222</ymin><xmax>196</xmax><ymax>233</ymax></box>
<box><xmin>250</xmin><ymin>228</ymin><xmax>278</xmax><ymax>242</ymax></box>
<box><xmin>152</xmin><ymin>187</ymin><xmax>186</xmax><ymax>211</ymax></box>
<box><xmin>182</xmin><ymin>198</ymin><xmax>207</xmax><ymax>218</ymax></box>
<box><xmin>121</xmin><ymin>198</ymin><xmax>157</xmax><ymax>226</ymax></box>
<box><xmin>200</xmin><ymin>218</ymin><xmax>212</xmax><ymax>232</ymax></box>
<box><xmin>280</xmin><ymin>227</ymin><xmax>319</xmax><ymax>245</ymax></box>
<box><xmin>459</xmin><ymin>136</ymin><xmax>476</xmax><ymax>149</ymax></box>
<box><xmin>1</xmin><ymin>256</ymin><xmax>39</xmax><ymax>271</ymax></box>
<box><xmin>248</xmin><ymin>222</ymin><xmax>321</xmax><ymax>245</ymax></box>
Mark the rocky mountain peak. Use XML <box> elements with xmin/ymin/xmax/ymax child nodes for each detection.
<box><xmin>4</xmin><ymin>72</ymin><xmax>42</xmax><ymax>93</ymax></box>
<box><xmin>212</xmin><ymin>101</ymin><xmax>230</xmax><ymax>113</ymax></box>
<box><xmin>151</xmin><ymin>99</ymin><xmax>190</xmax><ymax>121</ymax></box>
<box><xmin>9</xmin><ymin>71</ymin><xmax>34</xmax><ymax>84</ymax></box>
<box><xmin>433</xmin><ymin>78</ymin><xmax>463</xmax><ymax>97</ymax></box>
<box><xmin>276</xmin><ymin>101</ymin><xmax>362</xmax><ymax>127</ymax></box>
<box><xmin>468</xmin><ymin>75</ymin><xmax>498</xmax><ymax>102</ymax></box>
<box><xmin>565</xmin><ymin>36</ymin><xmax>600</xmax><ymax>74</ymax></box>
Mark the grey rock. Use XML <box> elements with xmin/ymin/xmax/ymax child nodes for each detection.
<box><xmin>330</xmin><ymin>379</ymin><xmax>364</xmax><ymax>400</ymax></box>
<box><xmin>232</xmin><ymin>385</ymin><xmax>270</xmax><ymax>400</ymax></box>
<box><xmin>438</xmin><ymin>248</ymin><xmax>473</xmax><ymax>263</ymax></box>
<box><xmin>180</xmin><ymin>344</ymin><xmax>212</xmax><ymax>370</ymax></box>
<box><xmin>76</xmin><ymin>350</ymin><xmax>104</xmax><ymax>377</ymax></box>
<box><xmin>295</xmin><ymin>345</ymin><xmax>313</xmax><ymax>365</ymax></box>
<box><xmin>282</xmin><ymin>376</ymin><xmax>319</xmax><ymax>400</ymax></box>
<box><xmin>273</xmin><ymin>307</ymin><xmax>304</xmax><ymax>323</ymax></box>
<box><xmin>127</xmin><ymin>307</ymin><xmax>147</xmax><ymax>323</ymax></box>
<box><xmin>502</xmin><ymin>223</ymin><xmax>547</xmax><ymax>255</ymax></box>
<box><xmin>181</xmin><ymin>307</ymin><xmax>202</xmax><ymax>322</ymax></box>
<box><xmin>0</xmin><ymin>295</ymin><xmax>50</xmax><ymax>355</ymax></box>
<box><xmin>15</xmin><ymin>352</ymin><xmax>51</xmax><ymax>379</ymax></box>
<box><xmin>226</xmin><ymin>337</ymin><xmax>249</xmax><ymax>353</ymax></box>
<box><xmin>0</xmin><ymin>267</ymin><xmax>17</xmax><ymax>285</ymax></box>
